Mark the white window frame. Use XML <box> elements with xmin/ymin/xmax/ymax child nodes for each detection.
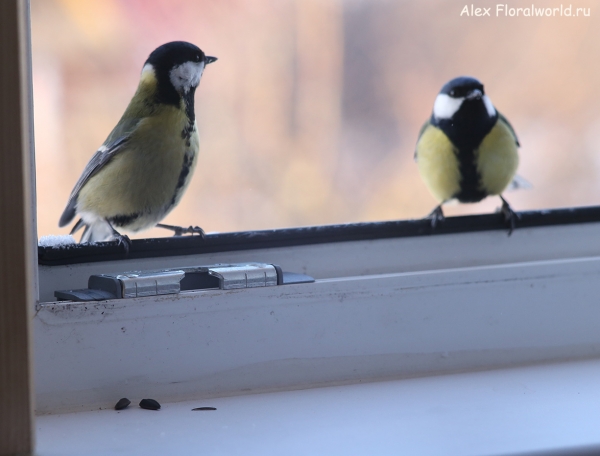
<box><xmin>35</xmin><ymin>220</ymin><xmax>600</xmax><ymax>414</ymax></box>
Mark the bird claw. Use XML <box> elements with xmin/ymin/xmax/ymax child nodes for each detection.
<box><xmin>116</xmin><ymin>235</ymin><xmax>131</xmax><ymax>254</ymax></box>
<box><xmin>426</xmin><ymin>205</ymin><xmax>445</xmax><ymax>229</ymax></box>
<box><xmin>176</xmin><ymin>225</ymin><xmax>205</xmax><ymax>237</ymax></box>
<box><xmin>110</xmin><ymin>230</ymin><xmax>131</xmax><ymax>254</ymax></box>
<box><xmin>499</xmin><ymin>196</ymin><xmax>520</xmax><ymax>236</ymax></box>
<box><xmin>156</xmin><ymin>223</ymin><xmax>205</xmax><ymax>238</ymax></box>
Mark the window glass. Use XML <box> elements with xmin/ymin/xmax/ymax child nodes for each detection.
<box><xmin>32</xmin><ymin>0</ymin><xmax>599</xmax><ymax>240</ymax></box>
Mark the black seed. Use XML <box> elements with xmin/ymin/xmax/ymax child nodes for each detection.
<box><xmin>139</xmin><ymin>398</ymin><xmax>161</xmax><ymax>410</ymax></box>
<box><xmin>115</xmin><ymin>398</ymin><xmax>131</xmax><ymax>410</ymax></box>
<box><xmin>192</xmin><ymin>407</ymin><xmax>216</xmax><ymax>411</ymax></box>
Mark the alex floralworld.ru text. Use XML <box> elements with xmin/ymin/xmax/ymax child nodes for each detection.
<box><xmin>461</xmin><ymin>4</ymin><xmax>590</xmax><ymax>17</ymax></box>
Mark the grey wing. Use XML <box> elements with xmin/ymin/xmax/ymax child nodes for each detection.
<box><xmin>497</xmin><ymin>111</ymin><xmax>520</xmax><ymax>147</ymax></box>
<box><xmin>414</xmin><ymin>119</ymin><xmax>431</xmax><ymax>161</ymax></box>
<box><xmin>59</xmin><ymin>116</ymin><xmax>143</xmax><ymax>227</ymax></box>
<box><xmin>58</xmin><ymin>136</ymin><xmax>129</xmax><ymax>227</ymax></box>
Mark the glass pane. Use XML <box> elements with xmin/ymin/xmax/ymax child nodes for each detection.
<box><xmin>32</xmin><ymin>0</ymin><xmax>600</xmax><ymax>240</ymax></box>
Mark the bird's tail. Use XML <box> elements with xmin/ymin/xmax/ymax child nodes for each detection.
<box><xmin>70</xmin><ymin>218</ymin><xmax>116</xmax><ymax>243</ymax></box>
<box><xmin>505</xmin><ymin>174</ymin><xmax>532</xmax><ymax>192</ymax></box>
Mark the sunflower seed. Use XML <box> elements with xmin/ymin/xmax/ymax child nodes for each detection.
<box><xmin>139</xmin><ymin>398</ymin><xmax>161</xmax><ymax>410</ymax></box>
<box><xmin>115</xmin><ymin>398</ymin><xmax>131</xmax><ymax>410</ymax></box>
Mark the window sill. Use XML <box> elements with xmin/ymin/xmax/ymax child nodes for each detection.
<box><xmin>35</xmin><ymin>252</ymin><xmax>600</xmax><ymax>414</ymax></box>
<box><xmin>34</xmin><ymin>209</ymin><xmax>600</xmax><ymax>418</ymax></box>
<box><xmin>36</xmin><ymin>358</ymin><xmax>600</xmax><ymax>456</ymax></box>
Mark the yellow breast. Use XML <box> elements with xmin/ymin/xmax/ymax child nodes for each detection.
<box><xmin>416</xmin><ymin>124</ymin><xmax>461</xmax><ymax>203</ymax></box>
<box><xmin>476</xmin><ymin>120</ymin><xmax>519</xmax><ymax>195</ymax></box>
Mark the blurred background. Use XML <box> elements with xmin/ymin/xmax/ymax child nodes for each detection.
<box><xmin>32</xmin><ymin>0</ymin><xmax>600</xmax><ymax>240</ymax></box>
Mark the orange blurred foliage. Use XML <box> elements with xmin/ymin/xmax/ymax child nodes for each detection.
<box><xmin>31</xmin><ymin>0</ymin><xmax>600</xmax><ymax>239</ymax></box>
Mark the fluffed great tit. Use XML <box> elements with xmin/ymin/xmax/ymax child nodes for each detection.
<box><xmin>415</xmin><ymin>76</ymin><xmax>520</xmax><ymax>233</ymax></box>
<box><xmin>59</xmin><ymin>41</ymin><xmax>217</xmax><ymax>248</ymax></box>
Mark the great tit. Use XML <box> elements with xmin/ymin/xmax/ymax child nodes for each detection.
<box><xmin>415</xmin><ymin>76</ymin><xmax>521</xmax><ymax>233</ymax></box>
<box><xmin>59</xmin><ymin>41</ymin><xmax>217</xmax><ymax>248</ymax></box>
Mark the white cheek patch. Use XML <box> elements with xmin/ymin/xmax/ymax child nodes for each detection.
<box><xmin>141</xmin><ymin>63</ymin><xmax>154</xmax><ymax>76</ymax></box>
<box><xmin>482</xmin><ymin>95</ymin><xmax>496</xmax><ymax>118</ymax></box>
<box><xmin>169</xmin><ymin>61</ymin><xmax>205</xmax><ymax>94</ymax></box>
<box><xmin>140</xmin><ymin>63</ymin><xmax>156</xmax><ymax>83</ymax></box>
<box><xmin>433</xmin><ymin>94</ymin><xmax>464</xmax><ymax>120</ymax></box>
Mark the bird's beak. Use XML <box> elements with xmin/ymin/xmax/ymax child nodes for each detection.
<box><xmin>205</xmin><ymin>56</ymin><xmax>218</xmax><ymax>65</ymax></box>
<box><xmin>466</xmin><ymin>89</ymin><xmax>483</xmax><ymax>100</ymax></box>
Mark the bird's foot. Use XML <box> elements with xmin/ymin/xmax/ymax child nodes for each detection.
<box><xmin>426</xmin><ymin>205</ymin><xmax>445</xmax><ymax>229</ymax></box>
<box><xmin>110</xmin><ymin>228</ymin><xmax>131</xmax><ymax>254</ymax></box>
<box><xmin>499</xmin><ymin>196</ymin><xmax>520</xmax><ymax>236</ymax></box>
<box><xmin>156</xmin><ymin>223</ymin><xmax>205</xmax><ymax>238</ymax></box>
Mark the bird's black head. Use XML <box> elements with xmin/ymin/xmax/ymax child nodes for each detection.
<box><xmin>431</xmin><ymin>76</ymin><xmax>498</xmax><ymax>152</ymax></box>
<box><xmin>146</xmin><ymin>41</ymin><xmax>216</xmax><ymax>74</ymax></box>
<box><xmin>432</xmin><ymin>76</ymin><xmax>496</xmax><ymax>125</ymax></box>
<box><xmin>440</xmin><ymin>76</ymin><xmax>485</xmax><ymax>100</ymax></box>
<box><xmin>143</xmin><ymin>41</ymin><xmax>217</xmax><ymax>119</ymax></box>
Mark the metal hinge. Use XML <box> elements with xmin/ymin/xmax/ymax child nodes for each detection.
<box><xmin>54</xmin><ymin>263</ymin><xmax>314</xmax><ymax>302</ymax></box>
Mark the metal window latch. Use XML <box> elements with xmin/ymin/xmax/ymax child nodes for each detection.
<box><xmin>206</xmin><ymin>263</ymin><xmax>278</xmax><ymax>289</ymax></box>
<box><xmin>54</xmin><ymin>263</ymin><xmax>314</xmax><ymax>302</ymax></box>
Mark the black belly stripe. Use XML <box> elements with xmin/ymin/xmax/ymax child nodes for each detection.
<box><xmin>182</xmin><ymin>88</ymin><xmax>196</xmax><ymax>123</ymax></box>
<box><xmin>181</xmin><ymin>120</ymin><xmax>195</xmax><ymax>148</ymax></box>
<box><xmin>454</xmin><ymin>147</ymin><xmax>487</xmax><ymax>203</ymax></box>
<box><xmin>109</xmin><ymin>213</ymin><xmax>141</xmax><ymax>228</ymax></box>
<box><xmin>431</xmin><ymin>101</ymin><xmax>498</xmax><ymax>203</ymax></box>
<box><xmin>181</xmin><ymin>122</ymin><xmax>194</xmax><ymax>140</ymax></box>
<box><xmin>170</xmin><ymin>89</ymin><xmax>196</xmax><ymax>209</ymax></box>
<box><xmin>169</xmin><ymin>150</ymin><xmax>195</xmax><ymax>207</ymax></box>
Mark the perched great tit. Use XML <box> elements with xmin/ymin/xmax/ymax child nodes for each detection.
<box><xmin>415</xmin><ymin>76</ymin><xmax>521</xmax><ymax>233</ymax></box>
<box><xmin>59</xmin><ymin>41</ymin><xmax>217</xmax><ymax>249</ymax></box>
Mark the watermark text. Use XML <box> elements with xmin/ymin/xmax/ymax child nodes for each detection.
<box><xmin>460</xmin><ymin>4</ymin><xmax>591</xmax><ymax>17</ymax></box>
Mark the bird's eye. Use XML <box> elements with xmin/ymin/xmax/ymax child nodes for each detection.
<box><xmin>450</xmin><ymin>90</ymin><xmax>456</xmax><ymax>96</ymax></box>
<box><xmin>195</xmin><ymin>54</ymin><xmax>200</xmax><ymax>61</ymax></box>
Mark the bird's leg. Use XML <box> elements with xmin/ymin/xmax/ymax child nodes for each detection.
<box><xmin>156</xmin><ymin>223</ymin><xmax>205</xmax><ymax>238</ymax></box>
<box><xmin>499</xmin><ymin>195</ymin><xmax>520</xmax><ymax>236</ymax></box>
<box><xmin>426</xmin><ymin>205</ymin><xmax>445</xmax><ymax>229</ymax></box>
<box><xmin>109</xmin><ymin>224</ymin><xmax>132</xmax><ymax>254</ymax></box>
